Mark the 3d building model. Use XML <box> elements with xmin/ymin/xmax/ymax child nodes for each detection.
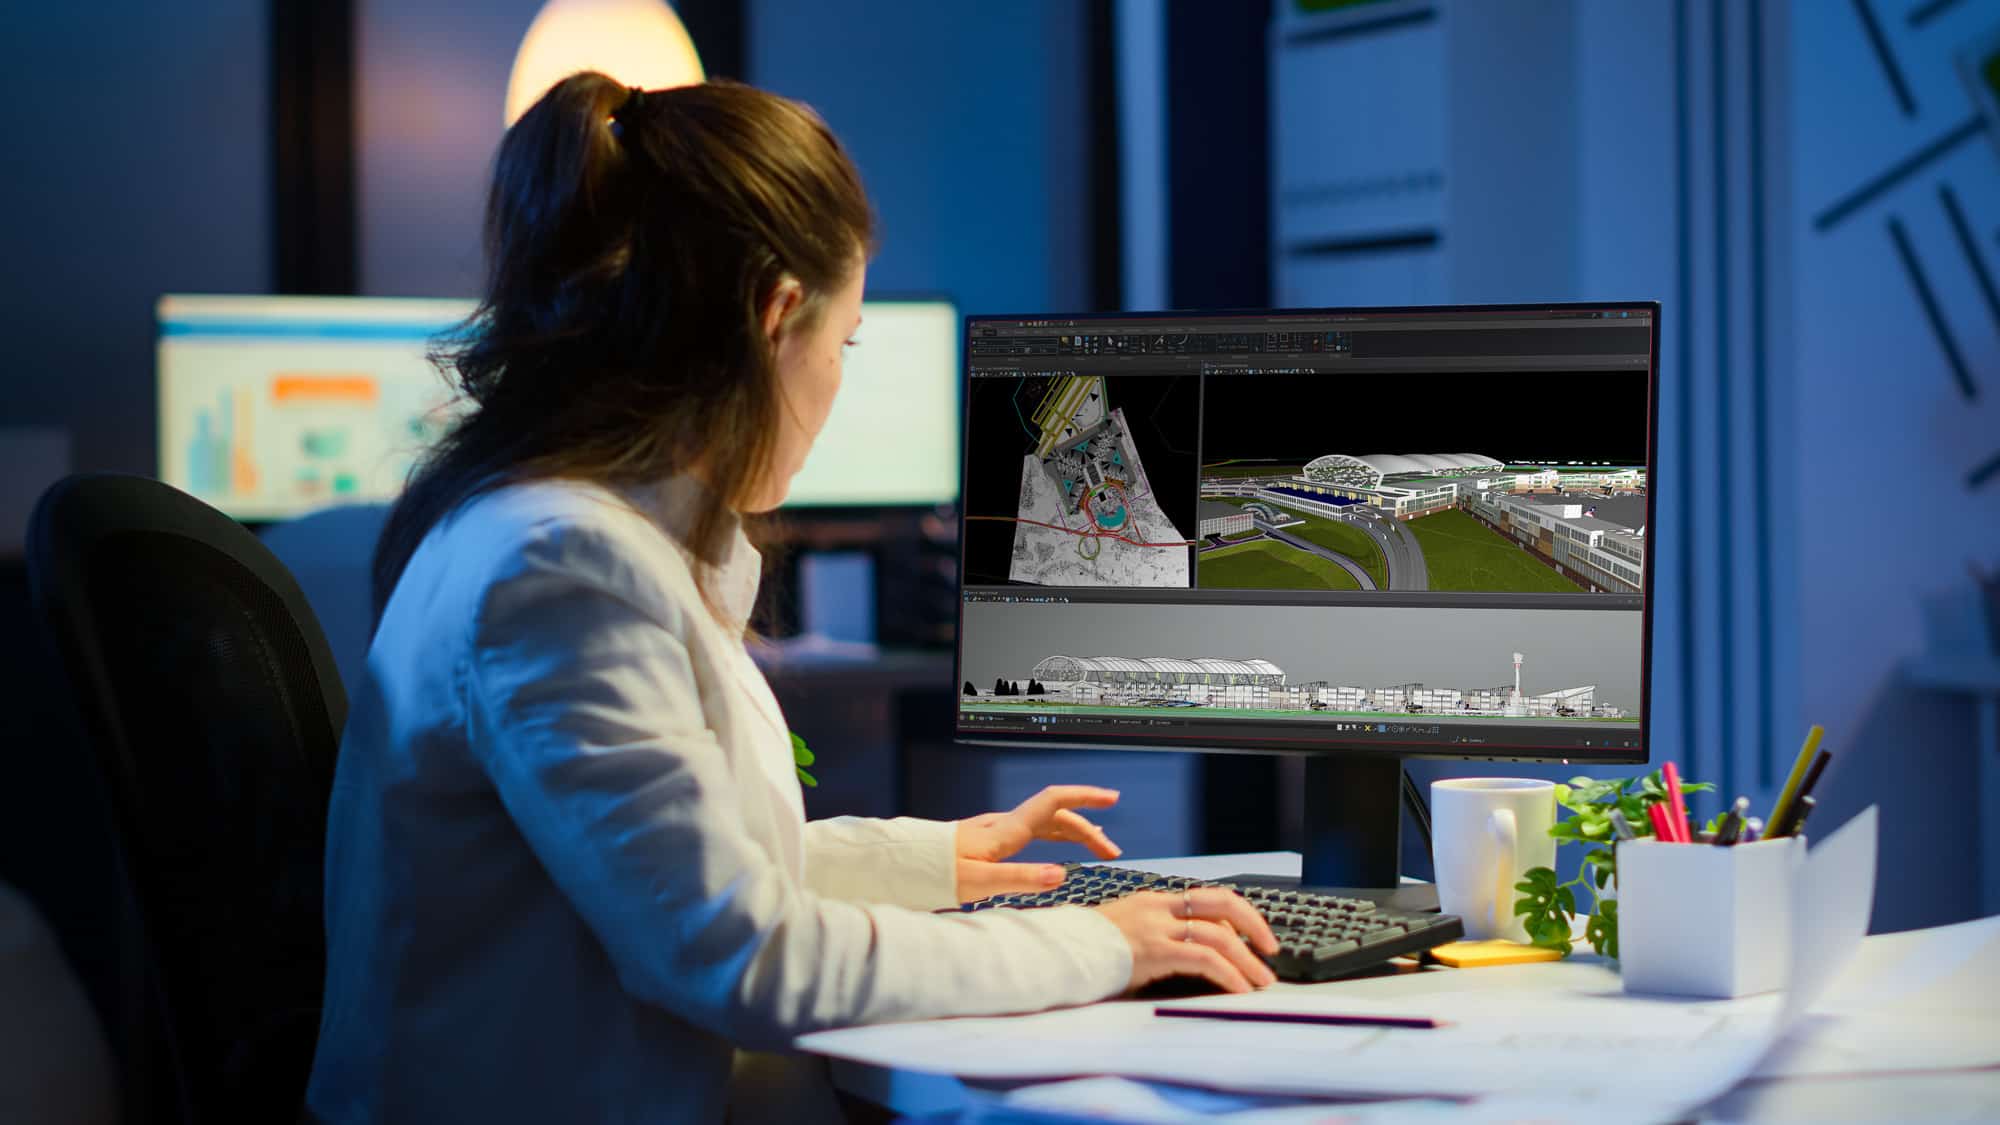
<box><xmin>962</xmin><ymin>651</ymin><xmax>1628</xmax><ymax>721</ymax></box>
<box><xmin>1195</xmin><ymin>499</ymin><xmax>1253</xmax><ymax>539</ymax></box>
<box><xmin>1198</xmin><ymin>453</ymin><xmax>1646</xmax><ymax>595</ymax></box>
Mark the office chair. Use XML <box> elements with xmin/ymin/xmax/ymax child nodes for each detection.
<box><xmin>26</xmin><ymin>474</ymin><xmax>345</xmax><ymax>1125</ymax></box>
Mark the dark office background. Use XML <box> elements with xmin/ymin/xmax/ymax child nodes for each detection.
<box><xmin>3</xmin><ymin>0</ymin><xmax>1999</xmax><ymax>1024</ymax></box>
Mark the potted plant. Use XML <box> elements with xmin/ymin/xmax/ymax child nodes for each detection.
<box><xmin>1513</xmin><ymin>769</ymin><xmax>1714</xmax><ymax>958</ymax></box>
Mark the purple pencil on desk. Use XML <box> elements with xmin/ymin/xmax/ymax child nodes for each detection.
<box><xmin>1154</xmin><ymin>1006</ymin><xmax>1448</xmax><ymax>1030</ymax></box>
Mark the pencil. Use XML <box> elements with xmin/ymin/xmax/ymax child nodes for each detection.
<box><xmin>1154</xmin><ymin>1006</ymin><xmax>1448</xmax><ymax>1030</ymax></box>
<box><xmin>1793</xmin><ymin>751</ymin><xmax>1831</xmax><ymax>808</ymax></box>
<box><xmin>1767</xmin><ymin>725</ymin><xmax>1824</xmax><ymax>836</ymax></box>
<box><xmin>1646</xmin><ymin>802</ymin><xmax>1677</xmax><ymax>841</ymax></box>
<box><xmin>1662</xmin><ymin>761</ymin><xmax>1690</xmax><ymax>842</ymax></box>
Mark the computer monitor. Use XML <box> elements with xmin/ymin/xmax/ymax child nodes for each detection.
<box><xmin>158</xmin><ymin>294</ymin><xmax>960</xmax><ymax>521</ymax></box>
<box><xmin>157</xmin><ymin>294</ymin><xmax>475</xmax><ymax>521</ymax></box>
<box><xmin>786</xmin><ymin>298</ymin><xmax>960</xmax><ymax>507</ymax></box>
<box><xmin>954</xmin><ymin>302</ymin><xmax>1657</xmax><ymax>890</ymax></box>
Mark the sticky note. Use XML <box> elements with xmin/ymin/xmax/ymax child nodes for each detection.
<box><xmin>1427</xmin><ymin>940</ymin><xmax>1565</xmax><ymax>968</ymax></box>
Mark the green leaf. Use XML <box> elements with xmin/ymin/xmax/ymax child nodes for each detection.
<box><xmin>1552</xmin><ymin>783</ymin><xmax>1572</xmax><ymax>805</ymax></box>
<box><xmin>790</xmin><ymin>731</ymin><xmax>818</xmax><ymax>786</ymax></box>
<box><xmin>1681</xmin><ymin>781</ymin><xmax>1716</xmax><ymax>794</ymax></box>
<box><xmin>1512</xmin><ymin>867</ymin><xmax>1574</xmax><ymax>957</ymax></box>
<box><xmin>1525</xmin><ymin>912</ymin><xmax>1573</xmax><ymax>956</ymax></box>
<box><xmin>1554</xmin><ymin>885</ymin><xmax>1577</xmax><ymax>916</ymax></box>
<box><xmin>1582</xmin><ymin>847</ymin><xmax>1616</xmax><ymax>890</ymax></box>
<box><xmin>1579</xmin><ymin>817</ymin><xmax>1610</xmax><ymax>839</ymax></box>
<box><xmin>1586</xmin><ymin>899</ymin><xmax>1619</xmax><ymax>959</ymax></box>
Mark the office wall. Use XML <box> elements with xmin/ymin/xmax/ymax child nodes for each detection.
<box><xmin>355</xmin><ymin>0</ymin><xmax>1100</xmax><ymax>315</ymax></box>
<box><xmin>0</xmin><ymin>1</ymin><xmax>269</xmax><ymax>475</ymax></box>
<box><xmin>354</xmin><ymin>0</ymin><xmax>543</xmax><ymax>297</ymax></box>
<box><xmin>1787</xmin><ymin>0</ymin><xmax>2000</xmax><ymax>930</ymax></box>
<box><xmin>749</xmin><ymin>1</ymin><xmax>1095</xmax><ymax>316</ymax></box>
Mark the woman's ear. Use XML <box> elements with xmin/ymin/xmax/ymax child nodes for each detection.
<box><xmin>760</xmin><ymin>275</ymin><xmax>806</xmax><ymax>346</ymax></box>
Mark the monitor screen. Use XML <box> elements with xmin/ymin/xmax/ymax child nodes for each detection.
<box><xmin>158</xmin><ymin>294</ymin><xmax>960</xmax><ymax>520</ymax></box>
<box><xmin>157</xmin><ymin>294</ymin><xmax>474</xmax><ymax>521</ymax></box>
<box><xmin>787</xmin><ymin>298</ymin><xmax>960</xmax><ymax>507</ymax></box>
<box><xmin>954</xmin><ymin>303</ymin><xmax>1656</xmax><ymax>764</ymax></box>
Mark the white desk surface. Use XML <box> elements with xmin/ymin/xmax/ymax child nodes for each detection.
<box><xmin>811</xmin><ymin>851</ymin><xmax>2000</xmax><ymax>1122</ymax></box>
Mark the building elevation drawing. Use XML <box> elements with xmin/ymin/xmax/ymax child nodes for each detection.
<box><xmin>960</xmin><ymin>650</ymin><xmax>1630</xmax><ymax>725</ymax></box>
<box><xmin>1197</xmin><ymin>454</ymin><xmax>1646</xmax><ymax>595</ymax></box>
<box><xmin>1005</xmin><ymin>375</ymin><xmax>1192</xmax><ymax>587</ymax></box>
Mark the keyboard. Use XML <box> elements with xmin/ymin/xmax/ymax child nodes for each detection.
<box><xmin>952</xmin><ymin>864</ymin><xmax>1464</xmax><ymax>983</ymax></box>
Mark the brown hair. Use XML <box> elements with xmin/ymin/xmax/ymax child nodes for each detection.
<box><xmin>371</xmin><ymin>72</ymin><xmax>874</xmax><ymax>624</ymax></box>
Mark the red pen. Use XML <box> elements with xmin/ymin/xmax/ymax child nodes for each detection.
<box><xmin>1662</xmin><ymin>761</ymin><xmax>1690</xmax><ymax>842</ymax></box>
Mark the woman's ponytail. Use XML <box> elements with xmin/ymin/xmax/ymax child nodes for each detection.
<box><xmin>375</xmin><ymin>71</ymin><xmax>874</xmax><ymax>625</ymax></box>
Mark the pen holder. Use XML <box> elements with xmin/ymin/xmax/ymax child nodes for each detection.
<box><xmin>1616</xmin><ymin>835</ymin><xmax>1805</xmax><ymax>999</ymax></box>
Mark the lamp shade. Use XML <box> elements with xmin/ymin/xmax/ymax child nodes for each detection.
<box><xmin>504</xmin><ymin>0</ymin><xmax>705</xmax><ymax>126</ymax></box>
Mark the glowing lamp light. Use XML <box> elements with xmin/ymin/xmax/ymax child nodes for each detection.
<box><xmin>504</xmin><ymin>0</ymin><xmax>705</xmax><ymax>126</ymax></box>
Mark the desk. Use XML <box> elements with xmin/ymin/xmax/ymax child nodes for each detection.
<box><xmin>807</xmin><ymin>851</ymin><xmax>2000</xmax><ymax>1122</ymax></box>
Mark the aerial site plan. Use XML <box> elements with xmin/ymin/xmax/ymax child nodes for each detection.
<box><xmin>961</xmin><ymin>373</ymin><xmax>1197</xmax><ymax>588</ymax></box>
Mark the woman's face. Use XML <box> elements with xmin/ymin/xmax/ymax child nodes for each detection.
<box><xmin>743</xmin><ymin>260</ymin><xmax>867</xmax><ymax>512</ymax></box>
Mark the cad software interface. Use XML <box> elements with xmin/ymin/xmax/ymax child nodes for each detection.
<box><xmin>955</xmin><ymin>305</ymin><xmax>1656</xmax><ymax>759</ymax></box>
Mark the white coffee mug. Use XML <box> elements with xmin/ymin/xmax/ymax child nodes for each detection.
<box><xmin>1430</xmin><ymin>778</ymin><xmax>1558</xmax><ymax>942</ymax></box>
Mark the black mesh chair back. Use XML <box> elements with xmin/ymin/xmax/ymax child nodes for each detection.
<box><xmin>26</xmin><ymin>474</ymin><xmax>346</xmax><ymax>1124</ymax></box>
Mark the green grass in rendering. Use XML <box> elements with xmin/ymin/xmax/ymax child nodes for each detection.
<box><xmin>1407</xmin><ymin>509</ymin><xmax>1584</xmax><ymax>593</ymax></box>
<box><xmin>1283</xmin><ymin>510</ymin><xmax>1389</xmax><ymax>588</ymax></box>
<box><xmin>1199</xmin><ymin>539</ymin><xmax>1362</xmax><ymax>590</ymax></box>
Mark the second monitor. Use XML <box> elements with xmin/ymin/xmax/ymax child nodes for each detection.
<box><xmin>157</xmin><ymin>294</ymin><xmax>961</xmax><ymax>520</ymax></box>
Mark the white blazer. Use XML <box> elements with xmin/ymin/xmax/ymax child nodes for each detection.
<box><xmin>306</xmin><ymin>477</ymin><xmax>1130</xmax><ymax>1123</ymax></box>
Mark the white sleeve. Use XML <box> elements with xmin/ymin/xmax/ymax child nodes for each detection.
<box><xmin>802</xmin><ymin>817</ymin><xmax>961</xmax><ymax>910</ymax></box>
<box><xmin>464</xmin><ymin>523</ymin><xmax>1131</xmax><ymax>1050</ymax></box>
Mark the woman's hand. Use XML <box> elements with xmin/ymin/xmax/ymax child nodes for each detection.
<box><xmin>1094</xmin><ymin>887</ymin><xmax>1279</xmax><ymax>994</ymax></box>
<box><xmin>954</xmin><ymin>785</ymin><xmax>1122</xmax><ymax>902</ymax></box>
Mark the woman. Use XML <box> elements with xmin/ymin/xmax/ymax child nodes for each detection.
<box><xmin>308</xmin><ymin>72</ymin><xmax>1276</xmax><ymax>1123</ymax></box>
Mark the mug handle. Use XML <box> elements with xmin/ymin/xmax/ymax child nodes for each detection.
<box><xmin>1488</xmin><ymin>808</ymin><xmax>1518</xmax><ymax>940</ymax></box>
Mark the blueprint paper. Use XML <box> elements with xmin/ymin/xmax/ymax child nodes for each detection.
<box><xmin>1756</xmin><ymin>912</ymin><xmax>2000</xmax><ymax>1079</ymax></box>
<box><xmin>798</xmin><ymin>978</ymin><xmax>1783</xmax><ymax>1105</ymax></box>
<box><xmin>1778</xmin><ymin>806</ymin><xmax>1879</xmax><ymax>1028</ymax></box>
<box><xmin>800</xmin><ymin>812</ymin><xmax>1887</xmax><ymax>1113</ymax></box>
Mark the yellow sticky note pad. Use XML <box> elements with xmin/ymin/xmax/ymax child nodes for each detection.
<box><xmin>1427</xmin><ymin>940</ymin><xmax>1564</xmax><ymax>968</ymax></box>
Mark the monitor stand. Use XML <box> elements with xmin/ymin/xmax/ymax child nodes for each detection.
<box><xmin>1222</xmin><ymin>755</ymin><xmax>1441</xmax><ymax>914</ymax></box>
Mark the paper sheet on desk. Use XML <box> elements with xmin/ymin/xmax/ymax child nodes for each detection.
<box><xmin>1755</xmin><ymin>912</ymin><xmax>2000</xmax><ymax>1078</ymax></box>
<box><xmin>799</xmin><ymin>809</ymin><xmax>1882</xmax><ymax>1111</ymax></box>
